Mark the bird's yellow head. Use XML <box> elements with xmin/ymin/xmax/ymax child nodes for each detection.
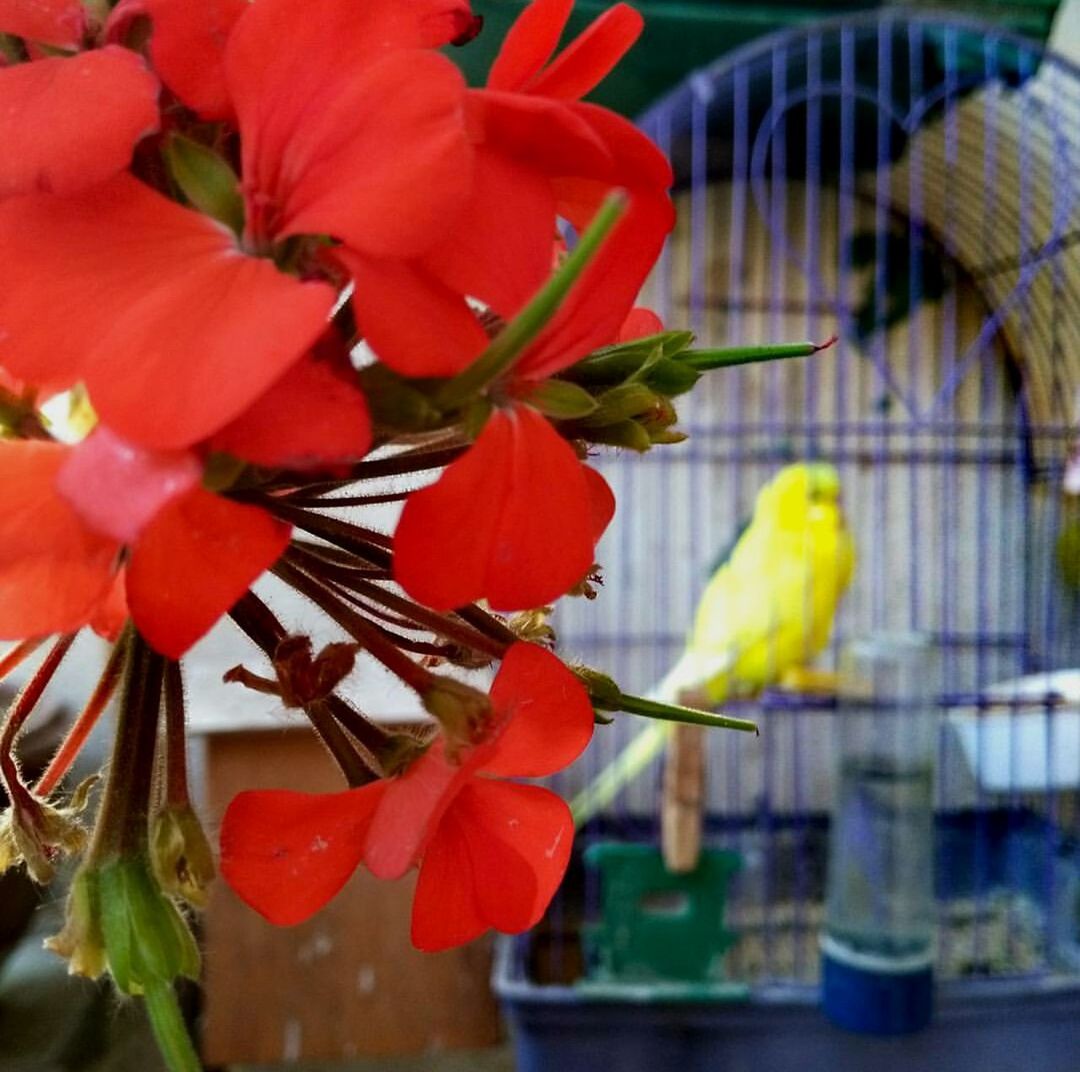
<box><xmin>756</xmin><ymin>462</ymin><xmax>844</xmax><ymax>529</ymax></box>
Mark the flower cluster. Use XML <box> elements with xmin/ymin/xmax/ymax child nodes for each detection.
<box><xmin>0</xmin><ymin>0</ymin><xmax>788</xmax><ymax>1067</ymax></box>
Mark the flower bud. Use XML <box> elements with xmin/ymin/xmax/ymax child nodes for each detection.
<box><xmin>422</xmin><ymin>676</ymin><xmax>492</xmax><ymax>758</ymax></box>
<box><xmin>358</xmin><ymin>364</ymin><xmax>445</xmax><ymax>432</ymax></box>
<box><xmin>150</xmin><ymin>805</ymin><xmax>216</xmax><ymax>908</ymax></box>
<box><xmin>581</xmin><ymin>419</ymin><xmax>652</xmax><ymax>452</ymax></box>
<box><xmin>96</xmin><ymin>858</ymin><xmax>200</xmax><ymax>996</ymax></box>
<box><xmin>522</xmin><ymin>380</ymin><xmax>598</xmax><ymax>419</ymax></box>
<box><xmin>573</xmin><ymin>665</ymin><xmax>622</xmax><ymax>710</ymax></box>
<box><xmin>582</xmin><ymin>383</ymin><xmax>661</xmax><ymax>426</ymax></box>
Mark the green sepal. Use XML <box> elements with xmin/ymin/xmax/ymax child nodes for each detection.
<box><xmin>581</xmin><ymin>383</ymin><xmax>659</xmax><ymax>427</ymax></box>
<box><xmin>202</xmin><ymin>451</ymin><xmax>248</xmax><ymax>492</ymax></box>
<box><xmin>522</xmin><ymin>379</ymin><xmax>599</xmax><ymax>419</ymax></box>
<box><xmin>43</xmin><ymin>867</ymin><xmax>107</xmax><ymax>979</ymax></box>
<box><xmin>643</xmin><ymin>356</ymin><xmax>702</xmax><ymax>397</ymax></box>
<box><xmin>150</xmin><ymin>806</ymin><xmax>216</xmax><ymax>909</ymax></box>
<box><xmin>574</xmin><ymin>666</ymin><xmax>622</xmax><ymax>710</ymax></box>
<box><xmin>357</xmin><ymin>365</ymin><xmax>446</xmax><ymax>433</ymax></box>
<box><xmin>648</xmin><ymin>428</ymin><xmax>688</xmax><ymax>446</ymax></box>
<box><xmin>460</xmin><ymin>397</ymin><xmax>493</xmax><ymax>440</ymax></box>
<box><xmin>163</xmin><ymin>133</ymin><xmax>244</xmax><ymax>236</ymax></box>
<box><xmin>580</xmin><ymin>419</ymin><xmax>653</xmax><ymax>452</ymax></box>
<box><xmin>97</xmin><ymin>858</ymin><xmax>200</xmax><ymax>995</ymax></box>
<box><xmin>562</xmin><ymin>331</ymin><xmax>697</xmax><ymax>387</ymax></box>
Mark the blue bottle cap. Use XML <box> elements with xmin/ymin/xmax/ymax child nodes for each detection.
<box><xmin>821</xmin><ymin>942</ymin><xmax>934</xmax><ymax>1035</ymax></box>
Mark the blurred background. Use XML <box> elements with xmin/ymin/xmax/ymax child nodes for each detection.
<box><xmin>5</xmin><ymin>1</ymin><xmax>1080</xmax><ymax>1070</ymax></box>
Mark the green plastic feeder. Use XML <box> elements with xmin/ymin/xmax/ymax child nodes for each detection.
<box><xmin>579</xmin><ymin>843</ymin><xmax>749</xmax><ymax>1001</ymax></box>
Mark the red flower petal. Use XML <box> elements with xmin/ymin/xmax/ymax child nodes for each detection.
<box><xmin>394</xmin><ymin>405</ymin><xmax>596</xmax><ymax>612</ymax></box>
<box><xmin>0</xmin><ymin>48</ymin><xmax>158</xmax><ymax>200</ymax></box>
<box><xmin>89</xmin><ymin>570</ymin><xmax>128</xmax><ymax>643</ymax></box>
<box><xmin>220</xmin><ymin>785</ymin><xmax>384</xmax><ymax>926</ymax></box>
<box><xmin>562</xmin><ymin>100</ymin><xmax>674</xmax><ymax>193</ymax></box>
<box><xmin>415</xmin><ymin>145</ymin><xmax>556</xmax><ymax>330</ymax></box>
<box><xmin>526</xmin><ymin>3</ymin><xmax>642</xmax><ymax>101</ymax></box>
<box><xmin>618</xmin><ymin>307</ymin><xmax>664</xmax><ymax>342</ymax></box>
<box><xmin>470</xmin><ymin>90</ymin><xmax>612</xmax><ymax>181</ymax></box>
<box><xmin>394</xmin><ymin>412</ymin><xmax>510</xmax><ymax>613</ymax></box>
<box><xmin>341</xmin><ymin>252</ymin><xmax>488</xmax><ymax>378</ymax></box>
<box><xmin>228</xmin><ymin>0</ymin><xmax>472</xmax><ymax>257</ymax></box>
<box><xmin>363</xmin><ymin>738</ymin><xmax>487</xmax><ymax>881</ymax></box>
<box><xmin>210</xmin><ymin>350</ymin><xmax>372</xmax><ymax>470</ymax></box>
<box><xmin>482</xmin><ymin>642</ymin><xmax>594</xmax><ymax>778</ymax></box>
<box><xmin>0</xmin><ymin>175</ymin><xmax>336</xmax><ymax>447</ymax></box>
<box><xmin>584</xmin><ymin>464</ymin><xmax>616</xmax><ymax>541</ymax></box>
<box><xmin>143</xmin><ymin>0</ymin><xmax>246</xmax><ymax>120</ymax></box>
<box><xmin>409</xmin><ymin>803</ymin><xmax>488</xmax><ymax>952</ymax></box>
<box><xmin>456</xmin><ymin>781</ymin><xmax>572</xmax><ymax>932</ymax></box>
<box><xmin>126</xmin><ymin>487</ymin><xmax>291</xmax><ymax>658</ymax></box>
<box><xmin>515</xmin><ymin>190</ymin><xmax>674</xmax><ymax>381</ymax></box>
<box><xmin>0</xmin><ymin>0</ymin><xmax>85</xmax><ymax>47</ymax></box>
<box><xmin>56</xmin><ymin>427</ymin><xmax>201</xmax><ymax>544</ymax></box>
<box><xmin>486</xmin><ymin>0</ymin><xmax>573</xmax><ymax>93</ymax></box>
<box><xmin>410</xmin><ymin>781</ymin><xmax>573</xmax><ymax>952</ymax></box>
<box><xmin>0</xmin><ymin>441</ymin><xmax>118</xmax><ymax>639</ymax></box>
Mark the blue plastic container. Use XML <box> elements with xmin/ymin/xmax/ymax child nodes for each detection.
<box><xmin>495</xmin><ymin>938</ymin><xmax>1080</xmax><ymax>1072</ymax></box>
<box><xmin>495</xmin><ymin>810</ymin><xmax>1080</xmax><ymax>1070</ymax></box>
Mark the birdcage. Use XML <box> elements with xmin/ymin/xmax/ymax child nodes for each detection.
<box><xmin>496</xmin><ymin>8</ymin><xmax>1080</xmax><ymax>1069</ymax></box>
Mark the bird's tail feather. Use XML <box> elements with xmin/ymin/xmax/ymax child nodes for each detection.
<box><xmin>569</xmin><ymin>720</ymin><xmax>669</xmax><ymax>827</ymax></box>
<box><xmin>570</xmin><ymin>652</ymin><xmax>730</xmax><ymax>828</ymax></box>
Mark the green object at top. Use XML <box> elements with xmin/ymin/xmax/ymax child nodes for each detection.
<box><xmin>579</xmin><ymin>843</ymin><xmax>748</xmax><ymax>1001</ymax></box>
<box><xmin>448</xmin><ymin>1</ymin><xmax>1061</xmax><ymax>119</ymax></box>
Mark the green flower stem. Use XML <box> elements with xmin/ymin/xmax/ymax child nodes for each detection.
<box><xmin>679</xmin><ymin>337</ymin><xmax>834</xmax><ymax>372</ymax></box>
<box><xmin>87</xmin><ymin>630</ymin><xmax>164</xmax><ymax>862</ymax></box>
<box><xmin>614</xmin><ymin>692</ymin><xmax>759</xmax><ymax>735</ymax></box>
<box><xmin>434</xmin><ymin>192</ymin><xmax>627</xmax><ymax>410</ymax></box>
<box><xmin>143</xmin><ymin>980</ymin><xmax>201</xmax><ymax>1072</ymax></box>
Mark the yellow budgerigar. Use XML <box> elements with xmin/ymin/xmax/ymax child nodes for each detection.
<box><xmin>571</xmin><ymin>462</ymin><xmax>856</xmax><ymax>825</ymax></box>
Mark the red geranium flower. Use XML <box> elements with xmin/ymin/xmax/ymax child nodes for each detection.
<box><xmin>394</xmin><ymin>403</ymin><xmax>615</xmax><ymax>611</ymax></box>
<box><xmin>390</xmin><ymin>293</ymin><xmax>655</xmax><ymax>613</ymax></box>
<box><xmin>375</xmin><ymin>0</ymin><xmax>673</xmax><ymax>612</ymax></box>
<box><xmin>0</xmin><ymin>0</ymin><xmax>473</xmax><ymax>449</ymax></box>
<box><xmin>0</xmin><ymin>433</ymin><xmax>287</xmax><ymax>659</ymax></box>
<box><xmin>349</xmin><ymin>0</ymin><xmax>673</xmax><ymax>379</ymax></box>
<box><xmin>220</xmin><ymin>642</ymin><xmax>594</xmax><ymax>951</ymax></box>
<box><xmin>0</xmin><ymin>1</ymin><xmax>159</xmax><ymax>199</ymax></box>
<box><xmin>0</xmin><ymin>348</ymin><xmax>371</xmax><ymax>657</ymax></box>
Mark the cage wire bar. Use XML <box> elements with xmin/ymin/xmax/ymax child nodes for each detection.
<box><xmin>541</xmin><ymin>12</ymin><xmax>1080</xmax><ymax>992</ymax></box>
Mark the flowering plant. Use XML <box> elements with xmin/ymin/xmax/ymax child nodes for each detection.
<box><xmin>0</xmin><ymin>0</ymin><xmax>818</xmax><ymax>1066</ymax></box>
